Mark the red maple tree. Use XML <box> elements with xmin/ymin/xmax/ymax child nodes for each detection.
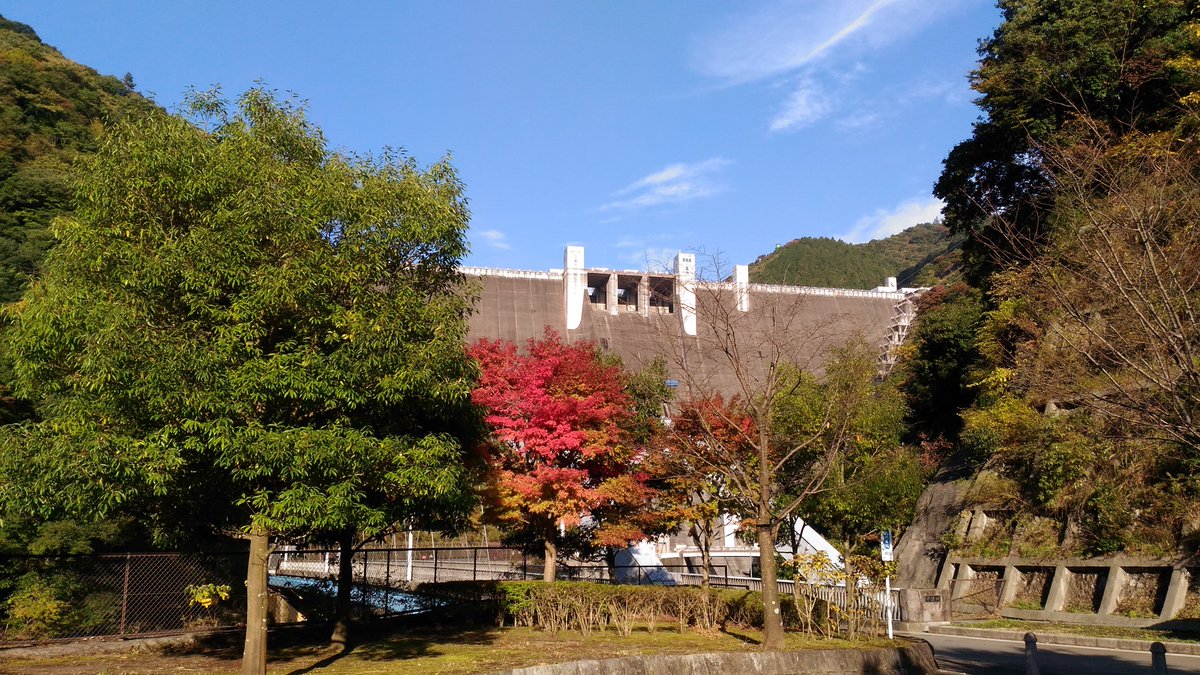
<box><xmin>468</xmin><ymin>329</ymin><xmax>654</xmax><ymax>580</ymax></box>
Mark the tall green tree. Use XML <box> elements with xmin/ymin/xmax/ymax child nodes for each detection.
<box><xmin>934</xmin><ymin>0</ymin><xmax>1199</xmax><ymax>284</ymax></box>
<box><xmin>787</xmin><ymin>349</ymin><xmax>925</xmax><ymax>557</ymax></box>
<box><xmin>0</xmin><ymin>88</ymin><xmax>479</xmax><ymax>671</ymax></box>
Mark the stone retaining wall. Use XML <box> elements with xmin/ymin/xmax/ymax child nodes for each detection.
<box><xmin>940</xmin><ymin>555</ymin><xmax>1196</xmax><ymax>625</ymax></box>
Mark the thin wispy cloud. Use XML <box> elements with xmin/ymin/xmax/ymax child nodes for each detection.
<box><xmin>842</xmin><ymin>196</ymin><xmax>944</xmax><ymax>243</ymax></box>
<box><xmin>770</xmin><ymin>80</ymin><xmax>832</xmax><ymax>131</ymax></box>
<box><xmin>901</xmin><ymin>76</ymin><xmax>970</xmax><ymax>105</ymax></box>
<box><xmin>693</xmin><ymin>0</ymin><xmax>958</xmax><ymax>133</ymax></box>
<box><xmin>834</xmin><ymin>111</ymin><xmax>881</xmax><ymax>133</ymax></box>
<box><xmin>695</xmin><ymin>0</ymin><xmax>900</xmax><ymax>83</ymax></box>
<box><xmin>602</xmin><ymin>158</ymin><xmax>731</xmax><ymax>212</ymax></box>
<box><xmin>476</xmin><ymin>228</ymin><xmax>512</xmax><ymax>250</ymax></box>
<box><xmin>624</xmin><ymin>247</ymin><xmax>678</xmax><ymax>272</ymax></box>
<box><xmin>615</xmin><ymin>233</ymin><xmax>686</xmax><ymax>271</ymax></box>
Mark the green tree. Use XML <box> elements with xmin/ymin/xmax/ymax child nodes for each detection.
<box><xmin>659</xmin><ymin>262</ymin><xmax>886</xmax><ymax>650</ymax></box>
<box><xmin>934</xmin><ymin>0</ymin><xmax>1199</xmax><ymax>284</ymax></box>
<box><xmin>901</xmin><ymin>283</ymin><xmax>985</xmax><ymax>449</ymax></box>
<box><xmin>0</xmin><ymin>88</ymin><xmax>478</xmax><ymax>671</ymax></box>
<box><xmin>789</xmin><ymin>352</ymin><xmax>925</xmax><ymax>557</ymax></box>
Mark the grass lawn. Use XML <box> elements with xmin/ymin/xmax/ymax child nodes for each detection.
<box><xmin>0</xmin><ymin>622</ymin><xmax>900</xmax><ymax>674</ymax></box>
<box><xmin>956</xmin><ymin>619</ymin><xmax>1200</xmax><ymax>644</ymax></box>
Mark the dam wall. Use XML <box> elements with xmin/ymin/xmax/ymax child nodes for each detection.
<box><xmin>463</xmin><ymin>246</ymin><xmax>920</xmax><ymax>395</ymax></box>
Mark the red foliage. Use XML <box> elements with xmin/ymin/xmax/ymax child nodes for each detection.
<box><xmin>469</xmin><ymin>329</ymin><xmax>650</xmax><ymax>544</ymax></box>
<box><xmin>670</xmin><ymin>395</ymin><xmax>758</xmax><ymax>462</ymax></box>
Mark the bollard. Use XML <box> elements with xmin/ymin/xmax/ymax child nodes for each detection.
<box><xmin>1151</xmin><ymin>641</ymin><xmax>1169</xmax><ymax>675</ymax></box>
<box><xmin>1024</xmin><ymin>632</ymin><xmax>1041</xmax><ymax>675</ymax></box>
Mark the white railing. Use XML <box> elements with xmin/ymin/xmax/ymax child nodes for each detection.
<box><xmin>460</xmin><ymin>264</ymin><xmax>916</xmax><ymax>301</ymax></box>
<box><xmin>670</xmin><ymin>571</ymin><xmax>899</xmax><ymax>622</ymax></box>
<box><xmin>460</xmin><ymin>266</ymin><xmax>561</xmax><ymax>280</ymax></box>
<box><xmin>747</xmin><ymin>282</ymin><xmax>908</xmax><ymax>300</ymax></box>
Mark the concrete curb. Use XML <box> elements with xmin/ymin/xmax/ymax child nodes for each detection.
<box><xmin>491</xmin><ymin>642</ymin><xmax>940</xmax><ymax>675</ymax></box>
<box><xmin>925</xmin><ymin>625</ymin><xmax>1200</xmax><ymax>656</ymax></box>
<box><xmin>0</xmin><ymin>633</ymin><xmax>202</xmax><ymax>659</ymax></box>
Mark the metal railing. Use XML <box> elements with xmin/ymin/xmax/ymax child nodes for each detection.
<box><xmin>272</xmin><ymin>545</ymin><xmax>538</xmax><ymax>586</ymax></box>
<box><xmin>669</xmin><ymin>571</ymin><xmax>899</xmax><ymax>622</ymax></box>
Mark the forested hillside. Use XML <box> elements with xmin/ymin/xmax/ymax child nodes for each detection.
<box><xmin>749</xmin><ymin>222</ymin><xmax>961</xmax><ymax>289</ymax></box>
<box><xmin>0</xmin><ymin>17</ymin><xmax>155</xmax><ymax>425</ymax></box>
<box><xmin>901</xmin><ymin>0</ymin><xmax>1200</xmax><ymax>568</ymax></box>
<box><xmin>0</xmin><ymin>16</ymin><xmax>151</xmax><ymax>304</ymax></box>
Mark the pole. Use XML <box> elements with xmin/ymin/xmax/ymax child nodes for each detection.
<box><xmin>885</xmin><ymin>575</ymin><xmax>894</xmax><ymax>639</ymax></box>
<box><xmin>1024</xmin><ymin>632</ymin><xmax>1041</xmax><ymax>675</ymax></box>
<box><xmin>405</xmin><ymin>529</ymin><xmax>414</xmax><ymax>583</ymax></box>
<box><xmin>119</xmin><ymin>554</ymin><xmax>130</xmax><ymax>635</ymax></box>
<box><xmin>360</xmin><ymin>549</ymin><xmax>367</xmax><ymax>613</ymax></box>
<box><xmin>1150</xmin><ymin>642</ymin><xmax>1168</xmax><ymax>675</ymax></box>
<box><xmin>880</xmin><ymin>529</ymin><xmax>895</xmax><ymax>640</ymax></box>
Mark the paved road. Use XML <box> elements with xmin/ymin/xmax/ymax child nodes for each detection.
<box><xmin>915</xmin><ymin>633</ymin><xmax>1200</xmax><ymax>674</ymax></box>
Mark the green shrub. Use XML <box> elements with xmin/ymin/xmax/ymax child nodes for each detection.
<box><xmin>719</xmin><ymin>588</ymin><xmax>828</xmax><ymax>632</ymax></box>
<box><xmin>5</xmin><ymin>580</ymin><xmax>70</xmax><ymax>639</ymax></box>
<box><xmin>416</xmin><ymin>581</ymin><xmax>824</xmax><ymax>636</ymax></box>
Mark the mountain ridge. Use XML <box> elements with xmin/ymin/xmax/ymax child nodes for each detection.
<box><xmin>749</xmin><ymin>222</ymin><xmax>962</xmax><ymax>289</ymax></box>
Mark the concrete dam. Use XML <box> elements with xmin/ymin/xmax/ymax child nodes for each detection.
<box><xmin>463</xmin><ymin>245</ymin><xmax>920</xmax><ymax>393</ymax></box>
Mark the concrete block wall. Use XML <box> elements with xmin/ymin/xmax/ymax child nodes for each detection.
<box><xmin>940</xmin><ymin>556</ymin><xmax>1196</xmax><ymax>626</ymax></box>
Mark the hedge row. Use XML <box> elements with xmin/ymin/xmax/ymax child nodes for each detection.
<box><xmin>415</xmin><ymin>581</ymin><xmax>833</xmax><ymax>636</ymax></box>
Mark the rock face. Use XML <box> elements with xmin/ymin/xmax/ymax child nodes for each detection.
<box><xmin>894</xmin><ymin>480</ymin><xmax>967</xmax><ymax>589</ymax></box>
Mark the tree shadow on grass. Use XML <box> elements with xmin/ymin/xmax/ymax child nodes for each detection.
<box><xmin>720</xmin><ymin>627</ymin><xmax>762</xmax><ymax>646</ymax></box>
<box><xmin>284</xmin><ymin>644</ymin><xmax>357</xmax><ymax>675</ymax></box>
<box><xmin>348</xmin><ymin>625</ymin><xmax>500</xmax><ymax>662</ymax></box>
<box><xmin>165</xmin><ymin>608</ymin><xmax>502</xmax><ymax>673</ymax></box>
<box><xmin>274</xmin><ymin>608</ymin><xmax>501</xmax><ymax>670</ymax></box>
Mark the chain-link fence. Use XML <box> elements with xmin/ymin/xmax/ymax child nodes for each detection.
<box><xmin>2</xmin><ymin>545</ymin><xmax>897</xmax><ymax>645</ymax></box>
<box><xmin>0</xmin><ymin>552</ymin><xmax>248</xmax><ymax>644</ymax></box>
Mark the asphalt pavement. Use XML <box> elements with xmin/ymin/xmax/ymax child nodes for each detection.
<box><xmin>914</xmin><ymin>632</ymin><xmax>1200</xmax><ymax>674</ymax></box>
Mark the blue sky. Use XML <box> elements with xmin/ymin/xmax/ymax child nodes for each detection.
<box><xmin>5</xmin><ymin>1</ymin><xmax>1000</xmax><ymax>273</ymax></box>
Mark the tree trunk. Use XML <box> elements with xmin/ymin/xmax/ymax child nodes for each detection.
<box><xmin>758</xmin><ymin>424</ymin><xmax>785</xmax><ymax>651</ymax></box>
<box><xmin>700</xmin><ymin>529</ymin><xmax>712</xmax><ymax>588</ymax></box>
<box><xmin>241</xmin><ymin>527</ymin><xmax>269</xmax><ymax>675</ymax></box>
<box><xmin>757</xmin><ymin>520</ymin><xmax>785</xmax><ymax>650</ymax></box>
<box><xmin>543</xmin><ymin>538</ymin><xmax>557</xmax><ymax>581</ymax></box>
<box><xmin>330</xmin><ymin>530</ymin><xmax>355</xmax><ymax>648</ymax></box>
